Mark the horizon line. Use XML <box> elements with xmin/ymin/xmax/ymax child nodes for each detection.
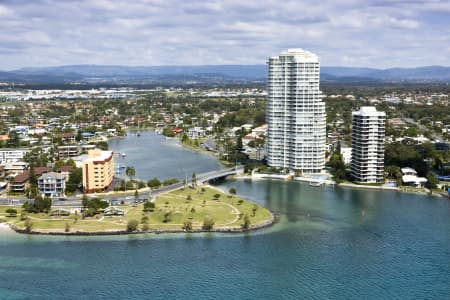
<box><xmin>2</xmin><ymin>63</ymin><xmax>450</xmax><ymax>72</ymax></box>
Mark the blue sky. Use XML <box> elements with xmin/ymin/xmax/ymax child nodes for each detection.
<box><xmin>0</xmin><ymin>0</ymin><xmax>449</xmax><ymax>70</ymax></box>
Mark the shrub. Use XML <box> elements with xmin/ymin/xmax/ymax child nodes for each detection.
<box><xmin>202</xmin><ymin>217</ymin><xmax>215</xmax><ymax>230</ymax></box>
<box><xmin>182</xmin><ymin>220</ymin><xmax>193</xmax><ymax>231</ymax></box>
<box><xmin>213</xmin><ymin>193</ymin><xmax>221</xmax><ymax>200</ymax></box>
<box><xmin>138</xmin><ymin>181</ymin><xmax>146</xmax><ymax>189</ymax></box>
<box><xmin>147</xmin><ymin>177</ymin><xmax>161</xmax><ymax>188</ymax></box>
<box><xmin>252</xmin><ymin>204</ymin><xmax>258</xmax><ymax>217</ymax></box>
<box><xmin>163</xmin><ymin>211</ymin><xmax>172</xmax><ymax>223</ymax></box>
<box><xmin>22</xmin><ymin>196</ymin><xmax>52</xmax><ymax>213</ymax></box>
<box><xmin>162</xmin><ymin>178</ymin><xmax>179</xmax><ymax>186</ymax></box>
<box><xmin>6</xmin><ymin>208</ymin><xmax>17</xmax><ymax>217</ymax></box>
<box><xmin>65</xmin><ymin>222</ymin><xmax>71</xmax><ymax>233</ymax></box>
<box><xmin>20</xmin><ymin>213</ymin><xmax>28</xmax><ymax>221</ymax></box>
<box><xmin>229</xmin><ymin>187</ymin><xmax>237</xmax><ymax>195</ymax></box>
<box><xmin>82</xmin><ymin>198</ymin><xmax>109</xmax><ymax>215</ymax></box>
<box><xmin>24</xmin><ymin>219</ymin><xmax>33</xmax><ymax>233</ymax></box>
<box><xmin>127</xmin><ymin>219</ymin><xmax>139</xmax><ymax>232</ymax></box>
<box><xmin>143</xmin><ymin>201</ymin><xmax>155</xmax><ymax>212</ymax></box>
<box><xmin>82</xmin><ymin>208</ymin><xmax>97</xmax><ymax>218</ymax></box>
<box><xmin>141</xmin><ymin>215</ymin><xmax>149</xmax><ymax>224</ymax></box>
<box><xmin>241</xmin><ymin>214</ymin><xmax>251</xmax><ymax>230</ymax></box>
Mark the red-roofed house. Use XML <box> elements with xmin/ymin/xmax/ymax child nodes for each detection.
<box><xmin>172</xmin><ymin>128</ymin><xmax>183</xmax><ymax>134</ymax></box>
<box><xmin>9</xmin><ymin>167</ymin><xmax>51</xmax><ymax>193</ymax></box>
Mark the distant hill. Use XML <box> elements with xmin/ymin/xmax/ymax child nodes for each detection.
<box><xmin>0</xmin><ymin>64</ymin><xmax>449</xmax><ymax>84</ymax></box>
<box><xmin>322</xmin><ymin>66</ymin><xmax>450</xmax><ymax>82</ymax></box>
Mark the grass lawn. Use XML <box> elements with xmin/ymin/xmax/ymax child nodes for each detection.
<box><xmin>0</xmin><ymin>186</ymin><xmax>272</xmax><ymax>233</ymax></box>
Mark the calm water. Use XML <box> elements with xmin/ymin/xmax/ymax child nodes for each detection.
<box><xmin>1</xmin><ymin>133</ymin><xmax>450</xmax><ymax>299</ymax></box>
<box><xmin>108</xmin><ymin>130</ymin><xmax>223</xmax><ymax>180</ymax></box>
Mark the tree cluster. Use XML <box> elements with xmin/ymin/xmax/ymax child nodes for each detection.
<box><xmin>23</xmin><ymin>196</ymin><xmax>52</xmax><ymax>213</ymax></box>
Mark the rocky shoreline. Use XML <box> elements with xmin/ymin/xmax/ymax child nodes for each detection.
<box><xmin>6</xmin><ymin>213</ymin><xmax>276</xmax><ymax>236</ymax></box>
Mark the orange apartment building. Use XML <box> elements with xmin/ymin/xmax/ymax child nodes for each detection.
<box><xmin>82</xmin><ymin>149</ymin><xmax>114</xmax><ymax>193</ymax></box>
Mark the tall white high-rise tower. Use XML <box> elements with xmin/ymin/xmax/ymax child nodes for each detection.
<box><xmin>351</xmin><ymin>106</ymin><xmax>385</xmax><ymax>183</ymax></box>
<box><xmin>266</xmin><ymin>49</ymin><xmax>326</xmax><ymax>173</ymax></box>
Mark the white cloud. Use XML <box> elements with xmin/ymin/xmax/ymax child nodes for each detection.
<box><xmin>0</xmin><ymin>0</ymin><xmax>447</xmax><ymax>69</ymax></box>
<box><xmin>0</xmin><ymin>5</ymin><xmax>13</xmax><ymax>17</ymax></box>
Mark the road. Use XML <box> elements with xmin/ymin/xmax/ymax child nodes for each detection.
<box><xmin>403</xmin><ymin>117</ymin><xmax>442</xmax><ymax>140</ymax></box>
<box><xmin>202</xmin><ymin>137</ymin><xmax>218</xmax><ymax>152</ymax></box>
<box><xmin>1</xmin><ymin>167</ymin><xmax>243</xmax><ymax>207</ymax></box>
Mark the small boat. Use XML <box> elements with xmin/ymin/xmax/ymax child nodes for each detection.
<box><xmin>309</xmin><ymin>181</ymin><xmax>322</xmax><ymax>187</ymax></box>
<box><xmin>121</xmin><ymin>152</ymin><xmax>126</xmax><ymax>157</ymax></box>
<box><xmin>137</xmin><ymin>133</ymin><xmax>141</xmax><ymax>137</ymax></box>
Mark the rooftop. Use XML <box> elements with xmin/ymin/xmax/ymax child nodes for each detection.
<box><xmin>84</xmin><ymin>149</ymin><xmax>113</xmax><ymax>163</ymax></box>
<box><xmin>38</xmin><ymin>172</ymin><xmax>66</xmax><ymax>181</ymax></box>
<box><xmin>353</xmin><ymin>106</ymin><xmax>386</xmax><ymax>117</ymax></box>
<box><xmin>271</xmin><ymin>48</ymin><xmax>319</xmax><ymax>63</ymax></box>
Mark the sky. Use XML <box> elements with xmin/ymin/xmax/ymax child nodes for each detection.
<box><xmin>0</xmin><ymin>0</ymin><xmax>449</xmax><ymax>70</ymax></box>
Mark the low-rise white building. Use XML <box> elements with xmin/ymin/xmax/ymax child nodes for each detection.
<box><xmin>58</xmin><ymin>145</ymin><xmax>80</xmax><ymax>159</ymax></box>
<box><xmin>106</xmin><ymin>128</ymin><xmax>117</xmax><ymax>136</ymax></box>
<box><xmin>4</xmin><ymin>162</ymin><xmax>29</xmax><ymax>174</ymax></box>
<box><xmin>187</xmin><ymin>127</ymin><xmax>205</xmax><ymax>139</ymax></box>
<box><xmin>401</xmin><ymin>167</ymin><xmax>427</xmax><ymax>187</ymax></box>
<box><xmin>0</xmin><ymin>148</ymin><xmax>31</xmax><ymax>165</ymax></box>
<box><xmin>340</xmin><ymin>147</ymin><xmax>352</xmax><ymax>165</ymax></box>
<box><xmin>38</xmin><ymin>172</ymin><xmax>66</xmax><ymax>198</ymax></box>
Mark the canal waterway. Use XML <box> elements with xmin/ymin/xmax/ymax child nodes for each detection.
<box><xmin>108</xmin><ymin>130</ymin><xmax>223</xmax><ymax>181</ymax></box>
<box><xmin>0</xmin><ymin>131</ymin><xmax>449</xmax><ymax>299</ymax></box>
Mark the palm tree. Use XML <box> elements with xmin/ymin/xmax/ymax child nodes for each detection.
<box><xmin>126</xmin><ymin>166</ymin><xmax>136</xmax><ymax>181</ymax></box>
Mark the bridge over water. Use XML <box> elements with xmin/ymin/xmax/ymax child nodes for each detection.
<box><xmin>148</xmin><ymin>166</ymin><xmax>244</xmax><ymax>197</ymax></box>
<box><xmin>46</xmin><ymin>166</ymin><xmax>243</xmax><ymax>207</ymax></box>
<box><xmin>0</xmin><ymin>167</ymin><xmax>244</xmax><ymax>207</ymax></box>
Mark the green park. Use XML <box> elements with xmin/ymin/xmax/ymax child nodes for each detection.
<box><xmin>0</xmin><ymin>186</ymin><xmax>273</xmax><ymax>234</ymax></box>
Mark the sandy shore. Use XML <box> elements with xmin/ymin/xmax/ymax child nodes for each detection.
<box><xmin>0</xmin><ymin>222</ymin><xmax>13</xmax><ymax>232</ymax></box>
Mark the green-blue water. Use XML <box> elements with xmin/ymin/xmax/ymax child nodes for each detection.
<box><xmin>0</xmin><ymin>132</ymin><xmax>449</xmax><ymax>299</ymax></box>
<box><xmin>108</xmin><ymin>130</ymin><xmax>223</xmax><ymax>180</ymax></box>
<box><xmin>1</xmin><ymin>180</ymin><xmax>449</xmax><ymax>299</ymax></box>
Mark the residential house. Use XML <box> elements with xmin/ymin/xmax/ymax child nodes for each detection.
<box><xmin>54</xmin><ymin>132</ymin><xmax>76</xmax><ymax>144</ymax></box>
<box><xmin>187</xmin><ymin>127</ymin><xmax>205</xmax><ymax>139</ymax></box>
<box><xmin>9</xmin><ymin>167</ymin><xmax>51</xmax><ymax>193</ymax></box>
<box><xmin>58</xmin><ymin>145</ymin><xmax>80</xmax><ymax>159</ymax></box>
<box><xmin>401</xmin><ymin>167</ymin><xmax>427</xmax><ymax>187</ymax></box>
<box><xmin>251</xmin><ymin>124</ymin><xmax>267</xmax><ymax>137</ymax></box>
<box><xmin>38</xmin><ymin>172</ymin><xmax>66</xmax><ymax>198</ymax></box>
<box><xmin>4</xmin><ymin>162</ymin><xmax>29</xmax><ymax>175</ymax></box>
